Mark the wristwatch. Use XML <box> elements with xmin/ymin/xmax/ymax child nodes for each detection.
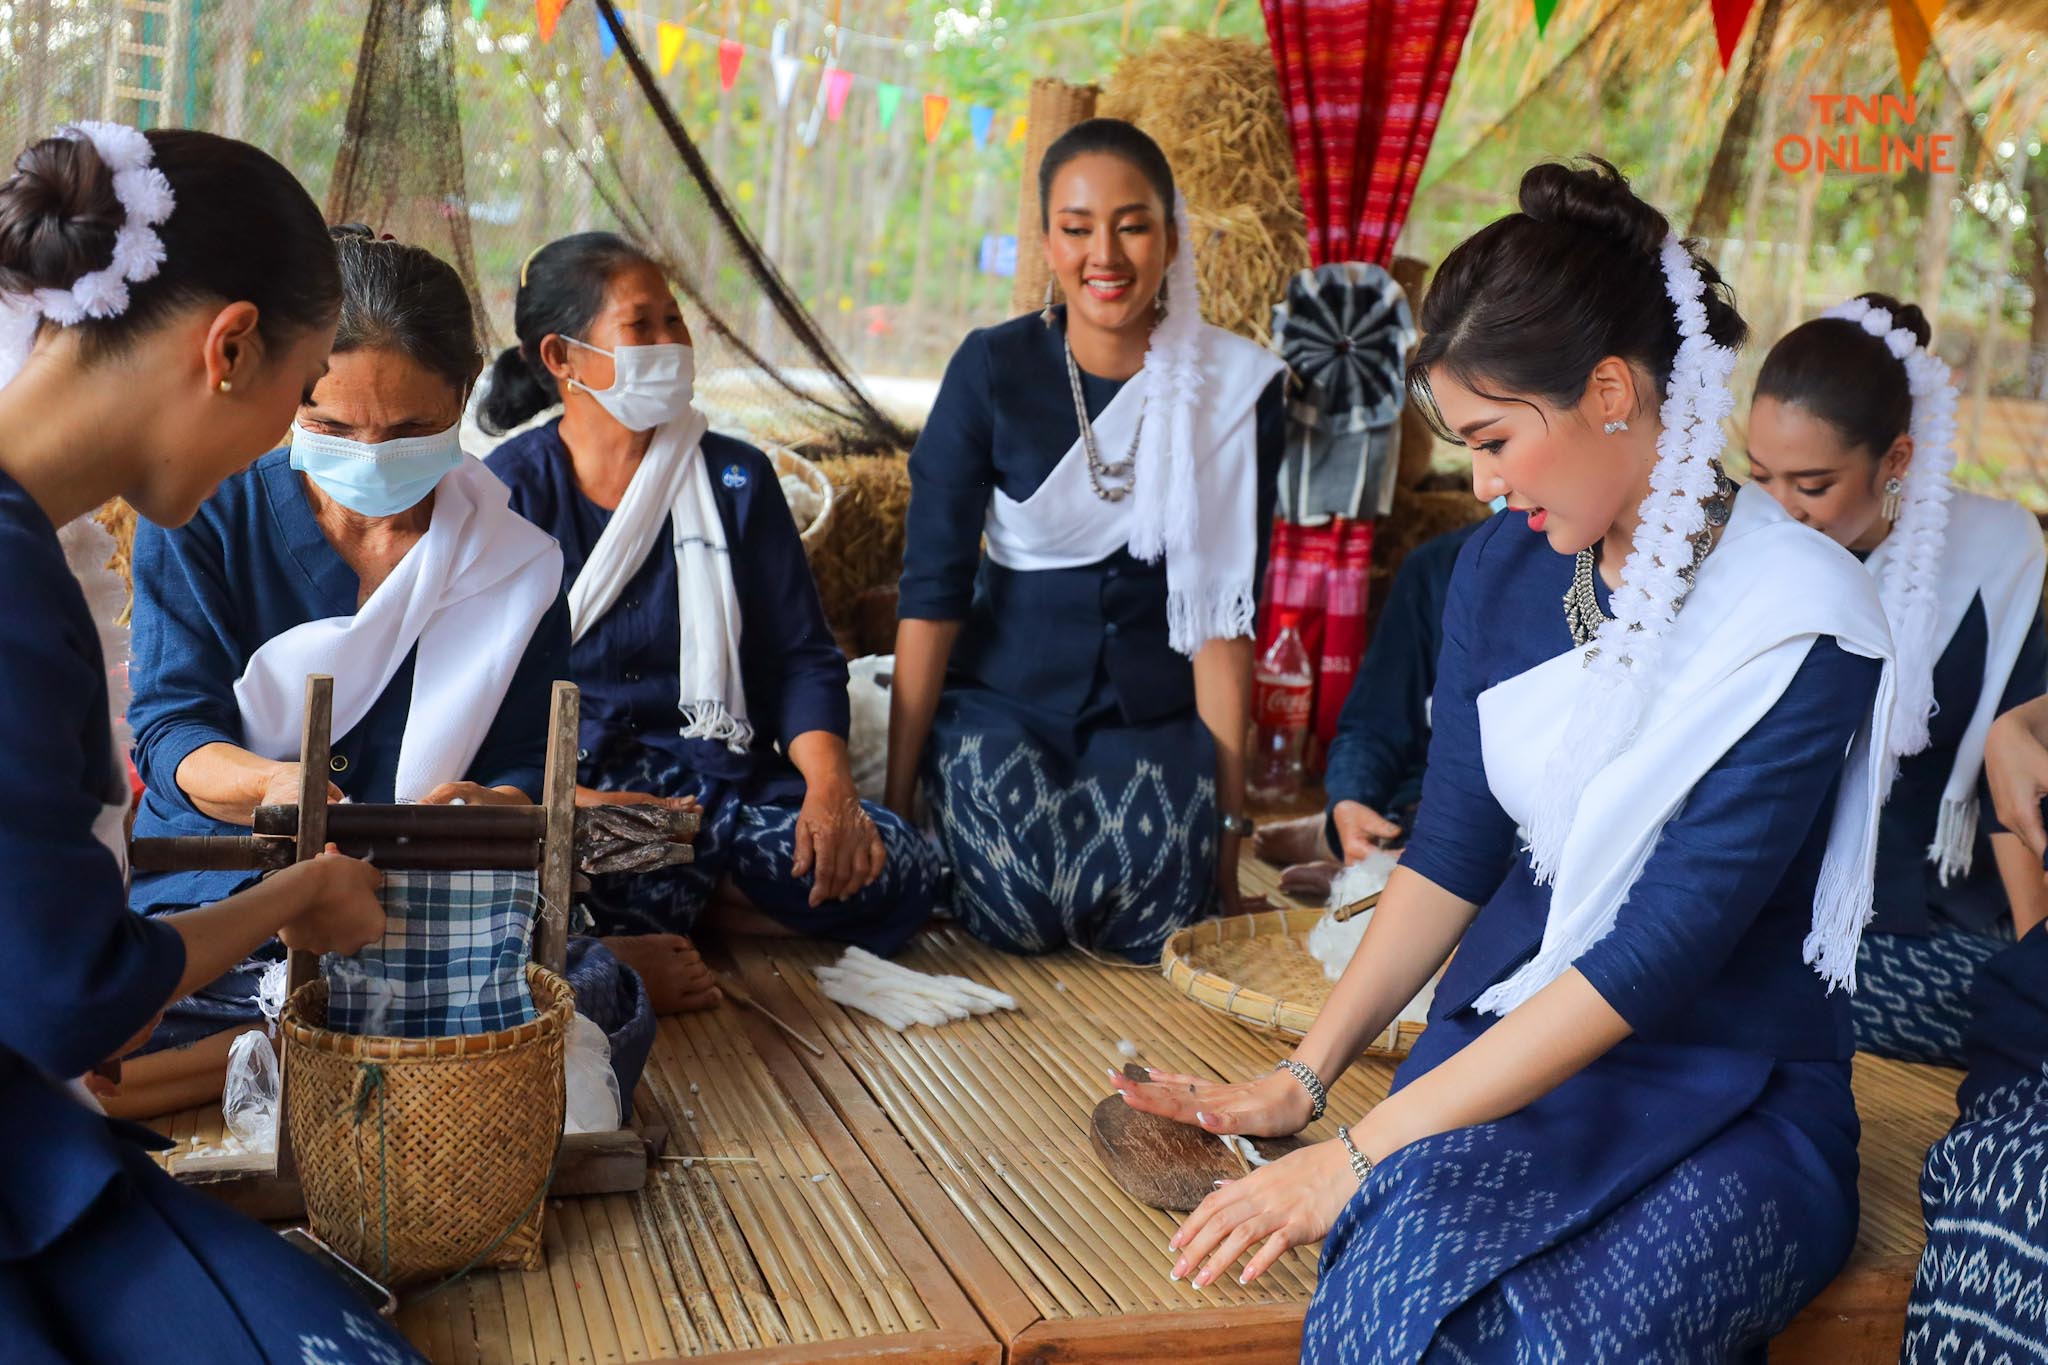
<box><xmin>1219</xmin><ymin>812</ymin><xmax>1254</xmax><ymax>838</ymax></box>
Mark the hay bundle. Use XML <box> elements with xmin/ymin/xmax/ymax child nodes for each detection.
<box><xmin>809</xmin><ymin>453</ymin><xmax>912</xmax><ymax>633</ymax></box>
<box><xmin>1099</xmin><ymin>35</ymin><xmax>1308</xmax><ymax>345</ymax></box>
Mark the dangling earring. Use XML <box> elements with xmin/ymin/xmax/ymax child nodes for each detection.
<box><xmin>1156</xmin><ymin>279</ymin><xmax>1169</xmax><ymax>318</ymax></box>
<box><xmin>1603</xmin><ymin>419</ymin><xmax>1628</xmax><ymax>435</ymax></box>
<box><xmin>1881</xmin><ymin>477</ymin><xmax>1904</xmax><ymax>521</ymax></box>
<box><xmin>217</xmin><ymin>379</ymin><xmax>233</xmax><ymax>394</ymax></box>
<box><xmin>1041</xmin><ymin>280</ymin><xmax>1057</xmax><ymax>328</ymax></box>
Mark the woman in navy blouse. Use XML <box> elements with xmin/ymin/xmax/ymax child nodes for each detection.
<box><xmin>0</xmin><ymin>123</ymin><xmax>415</xmax><ymax>1362</ymax></box>
<box><xmin>122</xmin><ymin>229</ymin><xmax>575</xmax><ymax>1116</ymax></box>
<box><xmin>889</xmin><ymin>119</ymin><xmax>1284</xmax><ymax>960</ymax></box>
<box><xmin>481</xmin><ymin>234</ymin><xmax>936</xmax><ymax>977</ymax></box>
<box><xmin>1747</xmin><ymin>292</ymin><xmax>2048</xmax><ymax>1066</ymax></box>
<box><xmin>1114</xmin><ymin>160</ymin><xmax>1898</xmax><ymax>1360</ymax></box>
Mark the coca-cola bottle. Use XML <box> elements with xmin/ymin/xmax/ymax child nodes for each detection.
<box><xmin>1249</xmin><ymin>613</ymin><xmax>1313</xmax><ymax>804</ymax></box>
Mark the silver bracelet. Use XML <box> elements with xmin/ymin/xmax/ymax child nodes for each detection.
<box><xmin>1273</xmin><ymin>1059</ymin><xmax>1327</xmax><ymax>1123</ymax></box>
<box><xmin>1337</xmin><ymin>1126</ymin><xmax>1374</xmax><ymax>1189</ymax></box>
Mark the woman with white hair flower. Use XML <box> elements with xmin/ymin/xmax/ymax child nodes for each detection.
<box><xmin>1747</xmin><ymin>292</ymin><xmax>2048</xmax><ymax>1066</ymax></box>
<box><xmin>1113</xmin><ymin>159</ymin><xmax>1897</xmax><ymax>1361</ymax></box>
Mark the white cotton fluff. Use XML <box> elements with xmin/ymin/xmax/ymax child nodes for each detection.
<box><xmin>814</xmin><ymin>947</ymin><xmax>1017</xmax><ymax>1031</ymax></box>
<box><xmin>845</xmin><ymin>655</ymin><xmax>893</xmax><ymax>803</ymax></box>
<box><xmin>781</xmin><ymin>472</ymin><xmax>824</xmax><ymax>533</ymax></box>
<box><xmin>1115</xmin><ymin>1039</ymin><xmax>1138</xmax><ymax>1059</ymax></box>
<box><xmin>1217</xmin><ymin>1134</ymin><xmax>1274</xmax><ymax>1169</ymax></box>
<box><xmin>57</xmin><ymin>516</ymin><xmax>132</xmax><ymax>754</ymax></box>
<box><xmin>1307</xmin><ymin>850</ymin><xmax>1401</xmax><ymax>982</ymax></box>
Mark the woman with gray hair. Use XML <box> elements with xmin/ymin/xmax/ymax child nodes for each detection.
<box><xmin>113</xmin><ymin>227</ymin><xmax>622</xmax><ymax>1116</ymax></box>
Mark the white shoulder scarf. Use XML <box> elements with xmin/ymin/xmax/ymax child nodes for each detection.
<box><xmin>1867</xmin><ymin>488</ymin><xmax>2047</xmax><ymax>881</ymax></box>
<box><xmin>1472</xmin><ymin>484</ymin><xmax>1897</xmax><ymax>1015</ymax></box>
<box><xmin>234</xmin><ymin>458</ymin><xmax>563</xmax><ymax>800</ymax></box>
<box><xmin>560</xmin><ymin>408</ymin><xmax>754</xmax><ymax>751</ymax></box>
<box><xmin>982</xmin><ymin>321</ymin><xmax>1284</xmax><ymax>655</ymax></box>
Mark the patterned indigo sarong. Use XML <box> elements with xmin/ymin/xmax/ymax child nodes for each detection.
<box><xmin>923</xmin><ymin>685</ymin><xmax>1217</xmax><ymax>961</ymax></box>
<box><xmin>1902</xmin><ymin>1063</ymin><xmax>2048</xmax><ymax>1364</ymax></box>
<box><xmin>1852</xmin><ymin>926</ymin><xmax>2008</xmax><ymax>1067</ymax></box>
<box><xmin>579</xmin><ymin>745</ymin><xmax>937</xmax><ymax>956</ymax></box>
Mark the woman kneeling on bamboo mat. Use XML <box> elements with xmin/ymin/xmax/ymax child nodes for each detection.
<box><xmin>888</xmin><ymin>118</ymin><xmax>1284</xmax><ymax>960</ymax></box>
<box><xmin>0</xmin><ymin>121</ymin><xmax>418</xmax><ymax>1361</ymax></box>
<box><xmin>480</xmin><ymin>233</ymin><xmax>938</xmax><ymax>963</ymax></box>
<box><xmin>1746</xmin><ymin>293</ymin><xmax>2048</xmax><ymax>1066</ymax></box>
<box><xmin>121</xmin><ymin>229</ymin><xmax>649</xmax><ymax>1115</ymax></box>
<box><xmin>1113</xmin><ymin>160</ymin><xmax>1896</xmax><ymax>1360</ymax></box>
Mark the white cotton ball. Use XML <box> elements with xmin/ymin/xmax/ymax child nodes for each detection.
<box><xmin>1326</xmin><ymin>849</ymin><xmax>1400</xmax><ymax>912</ymax></box>
<box><xmin>1053</xmin><ymin>980</ymin><xmax>1069</xmax><ymax>994</ymax></box>
<box><xmin>1116</xmin><ymin>1039</ymin><xmax>1138</xmax><ymax>1059</ymax></box>
<box><xmin>809</xmin><ymin>1173</ymin><xmax>828</xmax><ymax>1184</ymax></box>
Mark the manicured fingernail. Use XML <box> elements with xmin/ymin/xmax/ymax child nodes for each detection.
<box><xmin>1239</xmin><ymin>1270</ymin><xmax>1252</xmax><ymax>1285</ymax></box>
<box><xmin>1167</xmin><ymin>1268</ymin><xmax>1181</xmax><ymax>1282</ymax></box>
<box><xmin>1105</xmin><ymin>1068</ymin><xmax>1123</xmax><ymax>1083</ymax></box>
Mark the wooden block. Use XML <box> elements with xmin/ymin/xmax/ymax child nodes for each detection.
<box><xmin>1088</xmin><ymin>1093</ymin><xmax>1303</xmax><ymax>1213</ymax></box>
<box><xmin>1010</xmin><ymin>1302</ymin><xmax>1305</xmax><ymax>1365</ymax></box>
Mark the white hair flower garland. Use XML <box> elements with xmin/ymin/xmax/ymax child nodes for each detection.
<box><xmin>0</xmin><ymin>120</ymin><xmax>175</xmax><ymax>388</ymax></box>
<box><xmin>1522</xmin><ymin>233</ymin><xmax>1740</xmax><ymax>885</ymax></box>
<box><xmin>1819</xmin><ymin>297</ymin><xmax>1957</xmax><ymax>773</ymax></box>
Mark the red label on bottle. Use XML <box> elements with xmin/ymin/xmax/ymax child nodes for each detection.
<box><xmin>1256</xmin><ymin>680</ymin><xmax>1313</xmax><ymax>731</ymax></box>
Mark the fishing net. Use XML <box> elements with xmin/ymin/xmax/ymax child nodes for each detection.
<box><xmin>0</xmin><ymin>0</ymin><xmax>905</xmax><ymax>451</ymax></box>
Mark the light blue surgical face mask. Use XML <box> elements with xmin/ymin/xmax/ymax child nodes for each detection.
<box><xmin>289</xmin><ymin>420</ymin><xmax>464</xmax><ymax>517</ymax></box>
<box><xmin>1488</xmin><ymin>495</ymin><xmax>1509</xmax><ymax>514</ymax></box>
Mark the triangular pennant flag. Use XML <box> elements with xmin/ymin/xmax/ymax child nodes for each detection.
<box><xmin>718</xmin><ymin>39</ymin><xmax>744</xmax><ymax>91</ymax></box>
<box><xmin>657</xmin><ymin>21</ymin><xmax>686</xmax><ymax>75</ymax></box>
<box><xmin>1532</xmin><ymin>0</ymin><xmax>1557</xmax><ymax>36</ymax></box>
<box><xmin>824</xmin><ymin>68</ymin><xmax>854</xmax><ymax>122</ymax></box>
<box><xmin>876</xmin><ymin>83</ymin><xmax>903</xmax><ymax>129</ymax></box>
<box><xmin>470</xmin><ymin>0</ymin><xmax>488</xmax><ymax>19</ymax></box>
<box><xmin>922</xmin><ymin>93</ymin><xmax>949</xmax><ymax>145</ymax></box>
<box><xmin>1710</xmin><ymin>0</ymin><xmax>1758</xmax><ymax>71</ymax></box>
<box><xmin>970</xmin><ymin>105</ymin><xmax>994</xmax><ymax>149</ymax></box>
<box><xmin>596</xmin><ymin>6</ymin><xmax>617</xmax><ymax>59</ymax></box>
<box><xmin>537</xmin><ymin>0</ymin><xmax>569</xmax><ymax>43</ymax></box>
<box><xmin>1008</xmin><ymin>116</ymin><xmax>1028</xmax><ymax>147</ymax></box>
<box><xmin>1888</xmin><ymin>0</ymin><xmax>1944</xmax><ymax>91</ymax></box>
<box><xmin>772</xmin><ymin>53</ymin><xmax>801</xmax><ymax>109</ymax></box>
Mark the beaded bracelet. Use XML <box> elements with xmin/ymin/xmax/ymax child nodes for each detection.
<box><xmin>1272</xmin><ymin>1058</ymin><xmax>1327</xmax><ymax>1124</ymax></box>
<box><xmin>1337</xmin><ymin>1126</ymin><xmax>1374</xmax><ymax>1189</ymax></box>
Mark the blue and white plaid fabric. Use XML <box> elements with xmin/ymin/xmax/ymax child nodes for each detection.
<box><xmin>323</xmin><ymin>869</ymin><xmax>540</xmax><ymax>1038</ymax></box>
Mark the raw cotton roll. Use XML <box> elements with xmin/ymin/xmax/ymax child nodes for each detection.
<box><xmin>1308</xmin><ymin>850</ymin><xmax>1439</xmax><ymax>1026</ymax></box>
<box><xmin>814</xmin><ymin>947</ymin><xmax>1017</xmax><ymax>1031</ymax></box>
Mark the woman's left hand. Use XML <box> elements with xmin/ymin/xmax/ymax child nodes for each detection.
<box><xmin>1170</xmin><ymin>1139</ymin><xmax>1359</xmax><ymax>1288</ymax></box>
<box><xmin>793</xmin><ymin>778</ymin><xmax>886</xmax><ymax>907</ymax></box>
<box><xmin>419</xmin><ymin>782</ymin><xmax>531</xmax><ymax>807</ymax></box>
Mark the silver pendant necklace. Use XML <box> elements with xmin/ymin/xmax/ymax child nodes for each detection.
<box><xmin>1564</xmin><ymin>462</ymin><xmax>1737</xmax><ymax>650</ymax></box>
<box><xmin>1063</xmin><ymin>332</ymin><xmax>1141</xmax><ymax>503</ymax></box>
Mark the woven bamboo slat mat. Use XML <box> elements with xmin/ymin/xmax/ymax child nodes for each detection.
<box><xmin>734</xmin><ymin>928</ymin><xmax>1402</xmax><ymax>1327</ymax></box>
<box><xmin>1846</xmin><ymin>1053</ymin><xmax>1958</xmax><ymax>1259</ymax></box>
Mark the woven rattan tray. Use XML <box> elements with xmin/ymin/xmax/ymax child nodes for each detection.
<box><xmin>1159</xmin><ymin>906</ymin><xmax>1424</xmax><ymax>1056</ymax></box>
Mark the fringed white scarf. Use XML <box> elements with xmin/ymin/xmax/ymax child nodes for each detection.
<box><xmin>1474</xmin><ymin>485</ymin><xmax>1897</xmax><ymax>1015</ymax></box>
<box><xmin>983</xmin><ymin>202</ymin><xmax>1284</xmax><ymax>656</ymax></box>
<box><xmin>1821</xmin><ymin>297</ymin><xmax>2048</xmax><ymax>884</ymax></box>
<box><xmin>564</xmin><ymin>408</ymin><xmax>754</xmax><ymax>750</ymax></box>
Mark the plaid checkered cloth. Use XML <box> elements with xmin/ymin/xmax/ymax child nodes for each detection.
<box><xmin>322</xmin><ymin>869</ymin><xmax>540</xmax><ymax>1038</ymax></box>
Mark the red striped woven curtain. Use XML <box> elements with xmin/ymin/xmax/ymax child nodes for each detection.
<box><xmin>1262</xmin><ymin>0</ymin><xmax>1478</xmax><ymax>267</ymax></box>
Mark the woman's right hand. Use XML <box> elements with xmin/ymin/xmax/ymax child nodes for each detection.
<box><xmin>1106</xmin><ymin>1065</ymin><xmax>1316</xmax><ymax>1138</ymax></box>
<box><xmin>1987</xmin><ymin>703</ymin><xmax>2048</xmax><ymax>859</ymax></box>
<box><xmin>275</xmin><ymin>844</ymin><xmax>386</xmax><ymax>956</ymax></box>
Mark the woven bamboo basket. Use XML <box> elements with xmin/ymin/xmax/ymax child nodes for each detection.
<box><xmin>769</xmin><ymin>447</ymin><xmax>834</xmax><ymax>555</ymax></box>
<box><xmin>281</xmin><ymin>964</ymin><xmax>572</xmax><ymax>1286</ymax></box>
<box><xmin>1159</xmin><ymin>908</ymin><xmax>1424</xmax><ymax>1056</ymax></box>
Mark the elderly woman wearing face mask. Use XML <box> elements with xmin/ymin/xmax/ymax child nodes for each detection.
<box><xmin>119</xmin><ymin>227</ymin><xmax>575</xmax><ymax>1116</ymax></box>
<box><xmin>887</xmin><ymin>118</ymin><xmax>1286</xmax><ymax>961</ymax></box>
<box><xmin>479</xmin><ymin>233</ymin><xmax>938</xmax><ymax>975</ymax></box>
<box><xmin>1747</xmin><ymin>292</ymin><xmax>2048</xmax><ymax>1067</ymax></box>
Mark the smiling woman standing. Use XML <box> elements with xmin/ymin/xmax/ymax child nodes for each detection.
<box><xmin>887</xmin><ymin>119</ymin><xmax>1286</xmax><ymax>960</ymax></box>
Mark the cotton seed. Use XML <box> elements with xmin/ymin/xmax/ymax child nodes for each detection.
<box><xmin>1116</xmin><ymin>1039</ymin><xmax>1138</xmax><ymax>1059</ymax></box>
<box><xmin>689</xmin><ymin>1082</ymin><xmax>700</xmax><ymax>1094</ymax></box>
<box><xmin>1053</xmin><ymin>980</ymin><xmax>1069</xmax><ymax>993</ymax></box>
<box><xmin>809</xmin><ymin>1173</ymin><xmax>828</xmax><ymax>1183</ymax></box>
<box><xmin>684</xmin><ymin>1108</ymin><xmax>696</xmax><ymax>1120</ymax></box>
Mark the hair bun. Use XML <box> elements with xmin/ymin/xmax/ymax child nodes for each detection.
<box><xmin>0</xmin><ymin>135</ymin><xmax>122</xmax><ymax>295</ymax></box>
<box><xmin>1854</xmin><ymin>291</ymin><xmax>1932</xmax><ymax>349</ymax></box>
<box><xmin>1518</xmin><ymin>157</ymin><xmax>1670</xmax><ymax>260</ymax></box>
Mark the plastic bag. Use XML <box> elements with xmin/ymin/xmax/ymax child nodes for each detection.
<box><xmin>563</xmin><ymin>1011</ymin><xmax>621</xmax><ymax>1135</ymax></box>
<box><xmin>846</xmin><ymin>655</ymin><xmax>893</xmax><ymax>803</ymax></box>
<box><xmin>220</xmin><ymin>958</ymin><xmax>291</xmax><ymax>1153</ymax></box>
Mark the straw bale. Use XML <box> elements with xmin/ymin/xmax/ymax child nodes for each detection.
<box><xmin>1100</xmin><ymin>35</ymin><xmax>1309</xmax><ymax>345</ymax></box>
<box><xmin>809</xmin><ymin>452</ymin><xmax>912</xmax><ymax>633</ymax></box>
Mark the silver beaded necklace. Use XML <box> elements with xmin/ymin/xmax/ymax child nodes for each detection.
<box><xmin>1564</xmin><ymin>463</ymin><xmax>1738</xmax><ymax>650</ymax></box>
<box><xmin>1063</xmin><ymin>332</ymin><xmax>1142</xmax><ymax>503</ymax></box>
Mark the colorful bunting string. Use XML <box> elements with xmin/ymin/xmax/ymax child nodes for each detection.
<box><xmin>657</xmin><ymin>20</ymin><xmax>686</xmax><ymax>75</ymax></box>
<box><xmin>537</xmin><ymin>0</ymin><xmax>569</xmax><ymax>43</ymax></box>
<box><xmin>1709</xmin><ymin>0</ymin><xmax>1757</xmax><ymax>71</ymax></box>
<box><xmin>970</xmin><ymin>105</ymin><xmax>994</xmax><ymax>149</ymax></box>
<box><xmin>718</xmin><ymin>38</ymin><xmax>744</xmax><ymax>91</ymax></box>
<box><xmin>824</xmin><ymin>67</ymin><xmax>854</xmax><ymax>121</ymax></box>
<box><xmin>596</xmin><ymin>5</ymin><xmax>618</xmax><ymax>59</ymax></box>
<box><xmin>876</xmin><ymin>82</ymin><xmax>902</xmax><ymax>129</ymax></box>
<box><xmin>1888</xmin><ymin>0</ymin><xmax>1944</xmax><ymax>91</ymax></box>
<box><xmin>1531</xmin><ymin>0</ymin><xmax>1556</xmax><ymax>36</ymax></box>
<box><xmin>471</xmin><ymin>0</ymin><xmax>489</xmax><ymax>20</ymax></box>
<box><xmin>922</xmin><ymin>93</ymin><xmax>949</xmax><ymax>145</ymax></box>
